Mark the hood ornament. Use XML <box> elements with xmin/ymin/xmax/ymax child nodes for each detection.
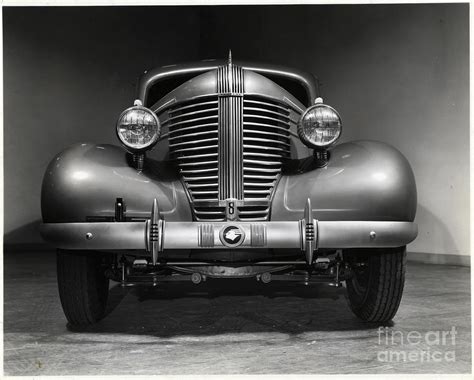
<box><xmin>228</xmin><ymin>49</ymin><xmax>232</xmax><ymax>67</ymax></box>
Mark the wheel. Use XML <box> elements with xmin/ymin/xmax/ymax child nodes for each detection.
<box><xmin>345</xmin><ymin>246</ymin><xmax>406</xmax><ymax>322</ymax></box>
<box><xmin>56</xmin><ymin>249</ymin><xmax>111</xmax><ymax>326</ymax></box>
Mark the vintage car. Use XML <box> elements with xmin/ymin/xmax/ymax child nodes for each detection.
<box><xmin>40</xmin><ymin>53</ymin><xmax>418</xmax><ymax>326</ymax></box>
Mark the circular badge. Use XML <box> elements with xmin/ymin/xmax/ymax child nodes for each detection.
<box><xmin>219</xmin><ymin>225</ymin><xmax>245</xmax><ymax>248</ymax></box>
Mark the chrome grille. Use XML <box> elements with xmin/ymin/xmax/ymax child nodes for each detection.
<box><xmin>218</xmin><ymin>96</ymin><xmax>244</xmax><ymax>200</ymax></box>
<box><xmin>159</xmin><ymin>72</ymin><xmax>297</xmax><ymax>222</ymax></box>
<box><xmin>164</xmin><ymin>96</ymin><xmax>220</xmax><ymax>211</ymax></box>
<box><xmin>239</xmin><ymin>95</ymin><xmax>292</xmax><ymax>220</ymax></box>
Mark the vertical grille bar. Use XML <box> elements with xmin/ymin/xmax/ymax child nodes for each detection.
<box><xmin>217</xmin><ymin>64</ymin><xmax>244</xmax><ymax>201</ymax></box>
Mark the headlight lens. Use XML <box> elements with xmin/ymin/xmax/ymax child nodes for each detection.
<box><xmin>116</xmin><ymin>105</ymin><xmax>160</xmax><ymax>151</ymax></box>
<box><xmin>298</xmin><ymin>104</ymin><xmax>342</xmax><ymax>148</ymax></box>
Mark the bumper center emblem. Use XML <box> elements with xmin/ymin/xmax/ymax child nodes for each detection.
<box><xmin>220</xmin><ymin>225</ymin><xmax>245</xmax><ymax>247</ymax></box>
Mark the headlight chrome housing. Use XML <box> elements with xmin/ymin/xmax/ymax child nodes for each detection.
<box><xmin>298</xmin><ymin>103</ymin><xmax>342</xmax><ymax>149</ymax></box>
<box><xmin>116</xmin><ymin>100</ymin><xmax>161</xmax><ymax>152</ymax></box>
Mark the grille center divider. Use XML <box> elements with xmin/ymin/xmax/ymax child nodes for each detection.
<box><xmin>217</xmin><ymin>64</ymin><xmax>244</xmax><ymax>220</ymax></box>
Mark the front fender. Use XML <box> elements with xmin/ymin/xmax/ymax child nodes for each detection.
<box><xmin>271</xmin><ymin>140</ymin><xmax>417</xmax><ymax>222</ymax></box>
<box><xmin>41</xmin><ymin>143</ymin><xmax>192</xmax><ymax>223</ymax></box>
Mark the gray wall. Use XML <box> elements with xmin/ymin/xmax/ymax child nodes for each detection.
<box><xmin>199</xmin><ymin>4</ymin><xmax>470</xmax><ymax>258</ymax></box>
<box><xmin>4</xmin><ymin>7</ymin><xmax>202</xmax><ymax>244</ymax></box>
<box><xmin>4</xmin><ymin>5</ymin><xmax>469</xmax><ymax>259</ymax></box>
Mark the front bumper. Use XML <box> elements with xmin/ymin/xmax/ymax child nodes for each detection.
<box><xmin>40</xmin><ymin>198</ymin><xmax>417</xmax><ymax>265</ymax></box>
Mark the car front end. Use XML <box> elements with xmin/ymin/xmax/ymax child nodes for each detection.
<box><xmin>40</xmin><ymin>55</ymin><xmax>417</xmax><ymax>326</ymax></box>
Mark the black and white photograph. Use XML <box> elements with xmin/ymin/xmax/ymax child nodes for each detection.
<box><xmin>2</xmin><ymin>0</ymin><xmax>471</xmax><ymax>377</ymax></box>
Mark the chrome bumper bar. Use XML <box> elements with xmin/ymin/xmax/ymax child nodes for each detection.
<box><xmin>40</xmin><ymin>198</ymin><xmax>417</xmax><ymax>265</ymax></box>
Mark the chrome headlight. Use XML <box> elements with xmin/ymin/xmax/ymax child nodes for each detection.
<box><xmin>298</xmin><ymin>103</ymin><xmax>342</xmax><ymax>149</ymax></box>
<box><xmin>116</xmin><ymin>100</ymin><xmax>161</xmax><ymax>152</ymax></box>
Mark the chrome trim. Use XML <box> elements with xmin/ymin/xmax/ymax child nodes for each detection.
<box><xmin>218</xmin><ymin>62</ymin><xmax>244</xmax><ymax>201</ymax></box>
<box><xmin>40</xmin><ymin>222</ymin><xmax>148</xmax><ymax>250</ymax></box>
<box><xmin>160</xmin><ymin>62</ymin><xmax>298</xmax><ymax>222</ymax></box>
<box><xmin>148</xmin><ymin>198</ymin><xmax>164</xmax><ymax>265</ymax></box>
<box><xmin>138</xmin><ymin>60</ymin><xmax>319</xmax><ymax>106</ymax></box>
<box><xmin>198</xmin><ymin>224</ymin><xmax>215</xmax><ymax>248</ymax></box>
<box><xmin>250</xmin><ymin>223</ymin><xmax>267</xmax><ymax>247</ymax></box>
<box><xmin>40</xmin><ymin>220</ymin><xmax>417</xmax><ymax>251</ymax></box>
<box><xmin>317</xmin><ymin>221</ymin><xmax>417</xmax><ymax>248</ymax></box>
<box><xmin>303</xmin><ymin>198</ymin><xmax>316</xmax><ymax>264</ymax></box>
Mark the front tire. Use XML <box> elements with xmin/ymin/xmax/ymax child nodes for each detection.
<box><xmin>57</xmin><ymin>249</ymin><xmax>111</xmax><ymax>327</ymax></box>
<box><xmin>345</xmin><ymin>246</ymin><xmax>406</xmax><ymax>322</ymax></box>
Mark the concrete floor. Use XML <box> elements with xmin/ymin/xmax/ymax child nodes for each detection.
<box><xmin>3</xmin><ymin>250</ymin><xmax>472</xmax><ymax>375</ymax></box>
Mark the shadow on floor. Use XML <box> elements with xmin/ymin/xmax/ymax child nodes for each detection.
<box><xmin>68</xmin><ymin>278</ymin><xmax>387</xmax><ymax>338</ymax></box>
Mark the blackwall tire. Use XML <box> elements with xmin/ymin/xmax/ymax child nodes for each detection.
<box><xmin>56</xmin><ymin>249</ymin><xmax>110</xmax><ymax>327</ymax></box>
<box><xmin>345</xmin><ymin>246</ymin><xmax>407</xmax><ymax>323</ymax></box>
